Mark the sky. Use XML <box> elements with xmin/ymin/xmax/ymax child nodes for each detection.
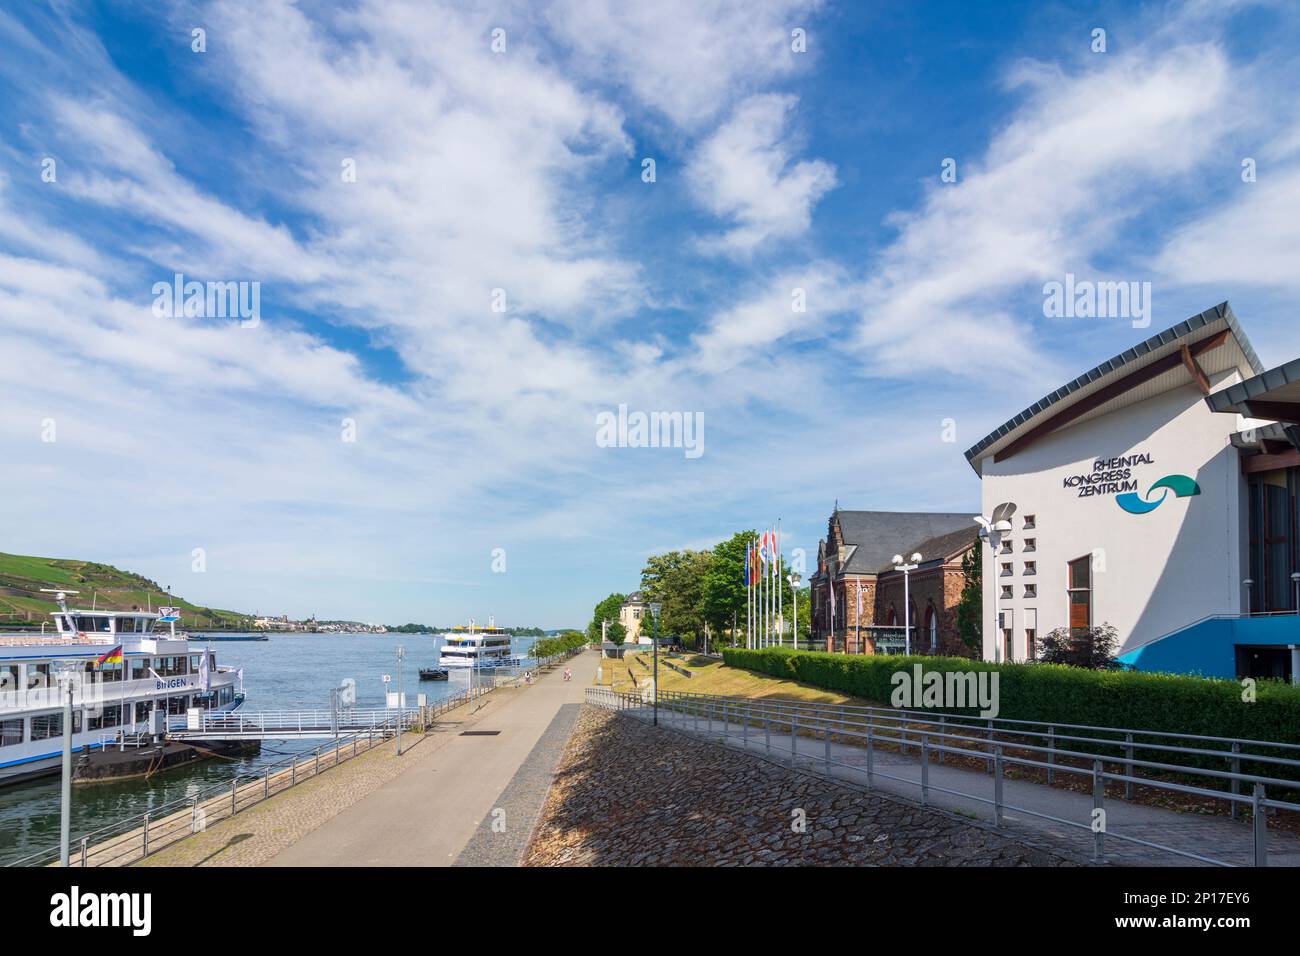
<box><xmin>1</xmin><ymin>0</ymin><xmax>1298</xmax><ymax>628</ymax></box>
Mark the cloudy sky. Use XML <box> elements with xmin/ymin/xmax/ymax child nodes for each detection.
<box><xmin>1</xmin><ymin>0</ymin><xmax>1298</xmax><ymax>627</ymax></box>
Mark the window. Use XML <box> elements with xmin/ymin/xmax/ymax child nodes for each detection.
<box><xmin>1068</xmin><ymin>555</ymin><xmax>1092</xmax><ymax>636</ymax></box>
<box><xmin>1000</xmin><ymin>585</ymin><xmax>1013</xmax><ymax>601</ymax></box>
<box><xmin>1023</xmin><ymin>514</ymin><xmax>1036</xmax><ymax>529</ymax></box>
<box><xmin>30</xmin><ymin>713</ymin><xmax>63</xmax><ymax>740</ymax></box>
<box><xmin>1024</xmin><ymin>584</ymin><xmax>1037</xmax><ymax>598</ymax></box>
<box><xmin>1000</xmin><ymin>562</ymin><xmax>1013</xmax><ymax>577</ymax></box>
<box><xmin>1023</xmin><ymin>538</ymin><xmax>1036</xmax><ymax>552</ymax></box>
<box><xmin>132</xmin><ymin>659</ymin><xmax>148</xmax><ymax>680</ymax></box>
<box><xmin>1003</xmin><ymin>629</ymin><xmax>1014</xmax><ymax>661</ymax></box>
<box><xmin>74</xmin><ymin>616</ymin><xmax>111</xmax><ymax>633</ymax></box>
<box><xmin>1026</xmin><ymin>629</ymin><xmax>1037</xmax><ymax>660</ymax></box>
<box><xmin>0</xmin><ymin>719</ymin><xmax>22</xmax><ymax>747</ymax></box>
<box><xmin>1000</xmin><ymin>539</ymin><xmax>1013</xmax><ymax>554</ymax></box>
<box><xmin>25</xmin><ymin>662</ymin><xmax>49</xmax><ymax>690</ymax></box>
<box><xmin>1247</xmin><ymin>473</ymin><xmax>1295</xmax><ymax>612</ymax></box>
<box><xmin>1023</xmin><ymin>561</ymin><xmax>1036</xmax><ymax>576</ymax></box>
<box><xmin>135</xmin><ymin>701</ymin><xmax>153</xmax><ymax>723</ymax></box>
<box><xmin>0</xmin><ymin>665</ymin><xmax>17</xmax><ymax>694</ymax></box>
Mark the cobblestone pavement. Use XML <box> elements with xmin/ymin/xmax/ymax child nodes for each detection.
<box><xmin>135</xmin><ymin>692</ymin><xmax>514</xmax><ymax>867</ymax></box>
<box><xmin>524</xmin><ymin>707</ymin><xmax>1079</xmax><ymax>867</ymax></box>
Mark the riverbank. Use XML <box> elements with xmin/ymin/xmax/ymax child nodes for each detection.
<box><xmin>524</xmin><ymin>705</ymin><xmax>1076</xmax><ymax>866</ymax></box>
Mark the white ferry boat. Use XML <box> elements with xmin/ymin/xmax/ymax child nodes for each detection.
<box><xmin>436</xmin><ymin>617</ymin><xmax>520</xmax><ymax>672</ymax></box>
<box><xmin>0</xmin><ymin>592</ymin><xmax>243</xmax><ymax>785</ymax></box>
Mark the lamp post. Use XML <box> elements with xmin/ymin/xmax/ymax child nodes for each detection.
<box><xmin>1243</xmin><ymin>578</ymin><xmax>1254</xmax><ymax>617</ymax></box>
<box><xmin>892</xmin><ymin>553</ymin><xmax>922</xmax><ymax>655</ymax></box>
<box><xmin>53</xmin><ymin>661</ymin><xmax>79</xmax><ymax>867</ymax></box>
<box><xmin>395</xmin><ymin>645</ymin><xmax>405</xmax><ymax>755</ymax></box>
<box><xmin>649</xmin><ymin>602</ymin><xmax>662</xmax><ymax>726</ymax></box>
<box><xmin>787</xmin><ymin>573</ymin><xmax>801</xmax><ymax>649</ymax></box>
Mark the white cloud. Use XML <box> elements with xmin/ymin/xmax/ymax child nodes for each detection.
<box><xmin>688</xmin><ymin>94</ymin><xmax>837</xmax><ymax>256</ymax></box>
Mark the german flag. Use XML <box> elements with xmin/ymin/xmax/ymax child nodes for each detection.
<box><xmin>95</xmin><ymin>645</ymin><xmax>123</xmax><ymax>668</ymax></box>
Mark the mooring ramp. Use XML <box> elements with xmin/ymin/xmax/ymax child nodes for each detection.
<box><xmin>166</xmin><ymin>708</ymin><xmax>419</xmax><ymax>741</ymax></box>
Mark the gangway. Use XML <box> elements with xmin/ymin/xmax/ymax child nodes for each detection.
<box><xmin>165</xmin><ymin>708</ymin><xmax>420</xmax><ymax>741</ymax></box>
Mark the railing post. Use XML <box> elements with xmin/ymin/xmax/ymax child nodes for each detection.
<box><xmin>986</xmin><ymin>719</ymin><xmax>994</xmax><ymax>773</ymax></box>
<box><xmin>866</xmin><ymin>714</ymin><xmax>874</xmax><ymax>789</ymax></box>
<box><xmin>1047</xmin><ymin>726</ymin><xmax>1055</xmax><ymax>785</ymax></box>
<box><xmin>315</xmin><ymin>751</ymin><xmax>320</xmax><ymax>775</ymax></box>
<box><xmin>937</xmin><ymin>715</ymin><xmax>945</xmax><ymax>765</ymax></box>
<box><xmin>1253</xmin><ymin>783</ymin><xmax>1268</xmax><ymax>867</ymax></box>
<box><xmin>264</xmin><ymin>767</ymin><xmax>270</xmax><ymax>798</ymax></box>
<box><xmin>993</xmin><ymin>745</ymin><xmax>1004</xmax><ymax>827</ymax></box>
<box><xmin>1230</xmin><ymin>742</ymin><xmax>1241</xmax><ymax>821</ymax></box>
<box><xmin>824</xmin><ymin>718</ymin><xmax>832</xmax><ymax>776</ymax></box>
<box><xmin>1124</xmin><ymin>732</ymin><xmax>1134</xmax><ymax>800</ymax></box>
<box><xmin>1092</xmin><ymin>760</ymin><xmax>1105</xmax><ymax>862</ymax></box>
<box><xmin>765</xmin><ymin>715</ymin><xmax>771</xmax><ymax>754</ymax></box>
<box><xmin>191</xmin><ymin>799</ymin><xmax>199</xmax><ymax>833</ymax></box>
<box><xmin>291</xmin><ymin>757</ymin><xmax>297</xmax><ymax>786</ymax></box>
<box><xmin>921</xmin><ymin>733</ymin><xmax>930</xmax><ymax>805</ymax></box>
<box><xmin>142</xmin><ymin>811</ymin><xmax>150</xmax><ymax>858</ymax></box>
<box><xmin>231</xmin><ymin>777</ymin><xmax>237</xmax><ymax>815</ymax></box>
<box><xmin>790</xmin><ymin>715</ymin><xmax>798</xmax><ymax>769</ymax></box>
<box><xmin>80</xmin><ymin>836</ymin><xmax>88</xmax><ymax>867</ymax></box>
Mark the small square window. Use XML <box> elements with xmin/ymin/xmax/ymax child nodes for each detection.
<box><xmin>1000</xmin><ymin>562</ymin><xmax>1013</xmax><ymax>576</ymax></box>
<box><xmin>1023</xmin><ymin>537</ymin><xmax>1036</xmax><ymax>552</ymax></box>
<box><xmin>1023</xmin><ymin>514</ymin><xmax>1036</xmax><ymax>529</ymax></box>
<box><xmin>1000</xmin><ymin>539</ymin><xmax>1013</xmax><ymax>553</ymax></box>
<box><xmin>1024</xmin><ymin>584</ymin><xmax>1037</xmax><ymax>598</ymax></box>
<box><xmin>1023</xmin><ymin>561</ymin><xmax>1036</xmax><ymax>576</ymax></box>
<box><xmin>1000</xmin><ymin>585</ymin><xmax>1013</xmax><ymax>600</ymax></box>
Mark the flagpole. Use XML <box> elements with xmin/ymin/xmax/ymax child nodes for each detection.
<box><xmin>777</xmin><ymin>520</ymin><xmax>783</xmax><ymax>648</ymax></box>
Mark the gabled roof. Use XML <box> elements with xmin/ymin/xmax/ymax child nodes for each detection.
<box><xmin>834</xmin><ymin>510</ymin><xmax>976</xmax><ymax>575</ymax></box>
<box><xmin>876</xmin><ymin>525</ymin><xmax>979</xmax><ymax>574</ymax></box>
<box><xmin>964</xmin><ymin>302</ymin><xmax>1262</xmax><ymax>475</ymax></box>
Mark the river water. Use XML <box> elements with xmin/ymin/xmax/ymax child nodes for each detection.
<box><xmin>0</xmin><ymin>631</ymin><xmax>540</xmax><ymax>864</ymax></box>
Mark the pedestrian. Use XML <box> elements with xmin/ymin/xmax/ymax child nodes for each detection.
<box><xmin>563</xmin><ymin>667</ymin><xmax>571</xmax><ymax>682</ymax></box>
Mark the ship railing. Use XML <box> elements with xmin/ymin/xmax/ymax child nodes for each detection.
<box><xmin>6</xmin><ymin>686</ymin><xmax>494</xmax><ymax>868</ymax></box>
<box><xmin>586</xmin><ymin>686</ymin><xmax>1300</xmax><ymax>868</ymax></box>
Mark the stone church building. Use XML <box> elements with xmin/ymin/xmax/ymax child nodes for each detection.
<box><xmin>809</xmin><ymin>508</ymin><xmax>979</xmax><ymax>656</ymax></box>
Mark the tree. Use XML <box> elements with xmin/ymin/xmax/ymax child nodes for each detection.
<box><xmin>606</xmin><ymin>620</ymin><xmax>627</xmax><ymax>645</ymax></box>
<box><xmin>700</xmin><ymin>531</ymin><xmax>755</xmax><ymax>640</ymax></box>
<box><xmin>641</xmin><ymin>550</ymin><xmax>712</xmax><ymax>648</ymax></box>
<box><xmin>955</xmin><ymin>547</ymin><xmax>982</xmax><ymax>654</ymax></box>
<box><xmin>586</xmin><ymin>592</ymin><xmax>625</xmax><ymax>643</ymax></box>
<box><xmin>1035</xmin><ymin>623</ymin><xmax>1121</xmax><ymax>669</ymax></box>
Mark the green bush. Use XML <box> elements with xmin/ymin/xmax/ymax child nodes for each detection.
<box><xmin>722</xmin><ymin>647</ymin><xmax>1300</xmax><ymax>757</ymax></box>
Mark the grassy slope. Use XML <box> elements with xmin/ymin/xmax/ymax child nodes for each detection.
<box><xmin>0</xmin><ymin>552</ymin><xmax>249</xmax><ymax>629</ymax></box>
<box><xmin>595</xmin><ymin>652</ymin><xmax>878</xmax><ymax>706</ymax></box>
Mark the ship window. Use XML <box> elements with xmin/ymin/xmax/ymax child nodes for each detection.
<box><xmin>0</xmin><ymin>719</ymin><xmax>22</xmax><ymax>747</ymax></box>
<box><xmin>131</xmin><ymin>659</ymin><xmax>147</xmax><ymax>680</ymax></box>
<box><xmin>75</xmin><ymin>616</ymin><xmax>112</xmax><ymax>633</ymax></box>
<box><xmin>0</xmin><ymin>665</ymin><xmax>17</xmax><ymax>693</ymax></box>
<box><xmin>25</xmin><ymin>663</ymin><xmax>50</xmax><ymax>690</ymax></box>
<box><xmin>30</xmin><ymin>713</ymin><xmax>63</xmax><ymax>740</ymax></box>
<box><xmin>135</xmin><ymin>701</ymin><xmax>152</xmax><ymax>723</ymax></box>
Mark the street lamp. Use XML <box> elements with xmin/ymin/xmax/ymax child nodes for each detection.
<box><xmin>787</xmin><ymin>573</ymin><xmax>801</xmax><ymax>648</ymax></box>
<box><xmin>649</xmin><ymin>602</ymin><xmax>662</xmax><ymax>726</ymax></box>
<box><xmin>1243</xmin><ymin>578</ymin><xmax>1254</xmax><ymax>617</ymax></box>
<box><xmin>976</xmin><ymin>505</ymin><xmax>1016</xmax><ymax>662</ymax></box>
<box><xmin>53</xmin><ymin>660</ymin><xmax>80</xmax><ymax>867</ymax></box>
<box><xmin>892</xmin><ymin>553</ymin><xmax>922</xmax><ymax>655</ymax></box>
<box><xmin>395</xmin><ymin>645</ymin><xmax>406</xmax><ymax>755</ymax></box>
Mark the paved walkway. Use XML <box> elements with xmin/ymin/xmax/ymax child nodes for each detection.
<box><xmin>265</xmin><ymin>652</ymin><xmax>598</xmax><ymax>866</ymax></box>
<box><xmin>619</xmin><ymin>702</ymin><xmax>1300</xmax><ymax>867</ymax></box>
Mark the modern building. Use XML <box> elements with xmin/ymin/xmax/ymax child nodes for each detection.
<box><xmin>964</xmin><ymin>302</ymin><xmax>1300</xmax><ymax>680</ymax></box>
<box><xmin>810</xmin><ymin>509</ymin><xmax>978</xmax><ymax>654</ymax></box>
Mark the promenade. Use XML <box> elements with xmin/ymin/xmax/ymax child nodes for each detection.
<box><xmin>138</xmin><ymin>652</ymin><xmax>597</xmax><ymax>867</ymax></box>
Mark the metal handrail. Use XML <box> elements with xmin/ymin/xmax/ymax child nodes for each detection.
<box><xmin>587</xmin><ymin>687</ymin><xmax>1296</xmax><ymax>867</ymax></box>
<box><xmin>6</xmin><ymin>686</ymin><xmax>491</xmax><ymax>868</ymax></box>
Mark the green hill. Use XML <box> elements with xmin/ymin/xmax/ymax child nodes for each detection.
<box><xmin>0</xmin><ymin>552</ymin><xmax>252</xmax><ymax>630</ymax></box>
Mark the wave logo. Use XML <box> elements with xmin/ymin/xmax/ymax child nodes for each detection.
<box><xmin>1116</xmin><ymin>474</ymin><xmax>1200</xmax><ymax>515</ymax></box>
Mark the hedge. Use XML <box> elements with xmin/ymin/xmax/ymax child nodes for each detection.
<box><xmin>721</xmin><ymin>647</ymin><xmax>1300</xmax><ymax>751</ymax></box>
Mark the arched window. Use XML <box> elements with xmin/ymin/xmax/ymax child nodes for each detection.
<box><xmin>885</xmin><ymin>606</ymin><xmax>896</xmax><ymax>626</ymax></box>
<box><xmin>925</xmin><ymin>603</ymin><xmax>937</xmax><ymax>652</ymax></box>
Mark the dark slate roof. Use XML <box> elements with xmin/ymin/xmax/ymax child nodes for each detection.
<box><xmin>622</xmin><ymin>591</ymin><xmax>644</xmax><ymax>605</ymax></box>
<box><xmin>836</xmin><ymin>511</ymin><xmax>977</xmax><ymax>574</ymax></box>
<box><xmin>1205</xmin><ymin>356</ymin><xmax>1300</xmax><ymax>414</ymax></box>
<box><xmin>876</xmin><ymin>524</ymin><xmax>980</xmax><ymax>573</ymax></box>
<box><xmin>963</xmin><ymin>302</ymin><xmax>1261</xmax><ymax>474</ymax></box>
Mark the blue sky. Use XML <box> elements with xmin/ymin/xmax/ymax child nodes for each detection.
<box><xmin>1</xmin><ymin>1</ymin><xmax>1298</xmax><ymax>627</ymax></box>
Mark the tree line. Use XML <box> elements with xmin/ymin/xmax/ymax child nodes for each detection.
<box><xmin>586</xmin><ymin>530</ymin><xmax>812</xmax><ymax>651</ymax></box>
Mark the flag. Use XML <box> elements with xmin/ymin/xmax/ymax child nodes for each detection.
<box><xmin>743</xmin><ymin>545</ymin><xmax>750</xmax><ymax>587</ymax></box>
<box><xmin>95</xmin><ymin>645</ymin><xmax>123</xmax><ymax>668</ymax></box>
<box><xmin>198</xmin><ymin>648</ymin><xmax>211</xmax><ymax>691</ymax></box>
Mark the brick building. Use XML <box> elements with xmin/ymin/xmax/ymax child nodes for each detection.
<box><xmin>809</xmin><ymin>508</ymin><xmax>978</xmax><ymax>656</ymax></box>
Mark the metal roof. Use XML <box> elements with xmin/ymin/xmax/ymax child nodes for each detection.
<box><xmin>963</xmin><ymin>302</ymin><xmax>1262</xmax><ymax>474</ymax></box>
<box><xmin>1205</xmin><ymin>356</ymin><xmax>1300</xmax><ymax>414</ymax></box>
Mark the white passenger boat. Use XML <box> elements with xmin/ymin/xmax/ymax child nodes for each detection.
<box><xmin>0</xmin><ymin>592</ymin><xmax>243</xmax><ymax>785</ymax></box>
<box><xmin>436</xmin><ymin>617</ymin><xmax>521</xmax><ymax>672</ymax></box>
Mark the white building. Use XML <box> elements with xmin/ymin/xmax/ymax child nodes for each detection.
<box><xmin>964</xmin><ymin>303</ymin><xmax>1300</xmax><ymax>680</ymax></box>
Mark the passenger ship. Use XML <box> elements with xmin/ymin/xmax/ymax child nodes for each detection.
<box><xmin>437</xmin><ymin>617</ymin><xmax>520</xmax><ymax>672</ymax></box>
<box><xmin>0</xmin><ymin>592</ymin><xmax>243</xmax><ymax>785</ymax></box>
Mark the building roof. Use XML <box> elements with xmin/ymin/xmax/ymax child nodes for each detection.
<box><xmin>1205</xmin><ymin>356</ymin><xmax>1300</xmax><ymax>423</ymax></box>
<box><xmin>833</xmin><ymin>510</ymin><xmax>976</xmax><ymax>575</ymax></box>
<box><xmin>622</xmin><ymin>591</ymin><xmax>645</xmax><ymax>605</ymax></box>
<box><xmin>876</xmin><ymin>524</ymin><xmax>979</xmax><ymax>573</ymax></box>
<box><xmin>963</xmin><ymin>302</ymin><xmax>1262</xmax><ymax>474</ymax></box>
